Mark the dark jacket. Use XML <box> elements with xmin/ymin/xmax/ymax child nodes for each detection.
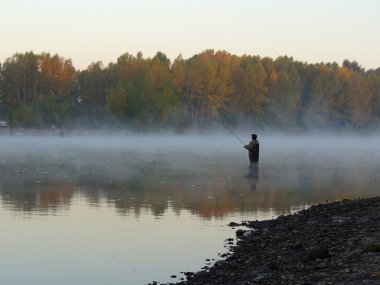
<box><xmin>244</xmin><ymin>139</ymin><xmax>259</xmax><ymax>163</ymax></box>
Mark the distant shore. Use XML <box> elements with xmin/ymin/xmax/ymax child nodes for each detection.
<box><xmin>154</xmin><ymin>197</ymin><xmax>380</xmax><ymax>285</ymax></box>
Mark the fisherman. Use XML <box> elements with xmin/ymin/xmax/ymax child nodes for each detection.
<box><xmin>244</xmin><ymin>134</ymin><xmax>259</xmax><ymax>163</ymax></box>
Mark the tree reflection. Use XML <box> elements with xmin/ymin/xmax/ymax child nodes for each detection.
<box><xmin>0</xmin><ymin>149</ymin><xmax>379</xmax><ymax>218</ymax></box>
<box><xmin>1</xmin><ymin>182</ymin><xmax>74</xmax><ymax>213</ymax></box>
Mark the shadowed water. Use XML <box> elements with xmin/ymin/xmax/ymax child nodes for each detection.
<box><xmin>0</xmin><ymin>133</ymin><xmax>379</xmax><ymax>284</ymax></box>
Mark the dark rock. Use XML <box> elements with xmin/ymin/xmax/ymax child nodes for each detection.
<box><xmin>236</xmin><ymin>229</ymin><xmax>245</xmax><ymax>238</ymax></box>
<box><xmin>268</xmin><ymin>262</ymin><xmax>280</xmax><ymax>270</ymax></box>
<box><xmin>292</xmin><ymin>241</ymin><xmax>303</xmax><ymax>249</ymax></box>
<box><xmin>371</xmin><ymin>271</ymin><xmax>380</xmax><ymax>278</ymax></box>
<box><xmin>184</xmin><ymin>272</ymin><xmax>193</xmax><ymax>277</ymax></box>
<box><xmin>358</xmin><ymin>239</ymin><xmax>380</xmax><ymax>252</ymax></box>
<box><xmin>308</xmin><ymin>245</ymin><xmax>330</xmax><ymax>260</ymax></box>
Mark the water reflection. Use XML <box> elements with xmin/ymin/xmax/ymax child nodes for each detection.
<box><xmin>1</xmin><ymin>182</ymin><xmax>74</xmax><ymax>213</ymax></box>
<box><xmin>245</xmin><ymin>164</ymin><xmax>259</xmax><ymax>191</ymax></box>
<box><xmin>0</xmin><ymin>135</ymin><xmax>379</xmax><ymax>218</ymax></box>
<box><xmin>0</xmin><ymin>134</ymin><xmax>379</xmax><ymax>285</ymax></box>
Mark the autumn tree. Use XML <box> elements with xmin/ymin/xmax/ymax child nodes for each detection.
<box><xmin>105</xmin><ymin>52</ymin><xmax>153</xmax><ymax>125</ymax></box>
<box><xmin>106</xmin><ymin>84</ymin><xmax>129</xmax><ymax>120</ymax></box>
<box><xmin>1</xmin><ymin>52</ymin><xmax>41</xmax><ymax>126</ymax></box>
<box><xmin>78</xmin><ymin>61</ymin><xmax>109</xmax><ymax>125</ymax></box>
<box><xmin>264</xmin><ymin>56</ymin><xmax>302</xmax><ymax>127</ymax></box>
<box><xmin>0</xmin><ymin>62</ymin><xmax>3</xmax><ymax>118</ymax></box>
<box><xmin>342</xmin><ymin>59</ymin><xmax>365</xmax><ymax>74</ymax></box>
<box><xmin>180</xmin><ymin>50</ymin><xmax>234</xmax><ymax>126</ymax></box>
<box><xmin>39</xmin><ymin>53</ymin><xmax>77</xmax><ymax>96</ymax></box>
<box><xmin>1</xmin><ymin>52</ymin><xmax>78</xmax><ymax>127</ymax></box>
<box><xmin>1</xmin><ymin>50</ymin><xmax>379</xmax><ymax>131</ymax></box>
<box><xmin>171</xmin><ymin>55</ymin><xmax>187</xmax><ymax>125</ymax></box>
<box><xmin>367</xmin><ymin>69</ymin><xmax>380</xmax><ymax>125</ymax></box>
<box><xmin>1</xmin><ymin>52</ymin><xmax>40</xmax><ymax>109</ymax></box>
<box><xmin>148</xmin><ymin>52</ymin><xmax>181</xmax><ymax>125</ymax></box>
<box><xmin>229</xmin><ymin>55</ymin><xmax>268</xmax><ymax>125</ymax></box>
<box><xmin>171</xmin><ymin>55</ymin><xmax>186</xmax><ymax>92</ymax></box>
<box><xmin>38</xmin><ymin>53</ymin><xmax>78</xmax><ymax>127</ymax></box>
<box><xmin>336</xmin><ymin>67</ymin><xmax>372</xmax><ymax>127</ymax></box>
<box><xmin>299</xmin><ymin>63</ymin><xmax>344</xmax><ymax>128</ymax></box>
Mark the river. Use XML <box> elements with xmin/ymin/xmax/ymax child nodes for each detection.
<box><xmin>0</xmin><ymin>133</ymin><xmax>379</xmax><ymax>284</ymax></box>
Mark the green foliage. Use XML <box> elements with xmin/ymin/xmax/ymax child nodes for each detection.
<box><xmin>151</xmin><ymin>84</ymin><xmax>181</xmax><ymax>125</ymax></box>
<box><xmin>10</xmin><ymin>105</ymin><xmax>42</xmax><ymax>127</ymax></box>
<box><xmin>343</xmin><ymin>60</ymin><xmax>365</xmax><ymax>73</ymax></box>
<box><xmin>106</xmin><ymin>84</ymin><xmax>129</xmax><ymax>120</ymax></box>
<box><xmin>368</xmin><ymin>71</ymin><xmax>380</xmax><ymax>122</ymax></box>
<box><xmin>78</xmin><ymin>61</ymin><xmax>109</xmax><ymax>123</ymax></box>
<box><xmin>38</xmin><ymin>94</ymin><xmax>80</xmax><ymax>127</ymax></box>
<box><xmin>1</xmin><ymin>52</ymin><xmax>40</xmax><ymax>109</ymax></box>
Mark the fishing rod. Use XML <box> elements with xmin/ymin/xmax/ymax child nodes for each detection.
<box><xmin>223</xmin><ymin>124</ymin><xmax>246</xmax><ymax>146</ymax></box>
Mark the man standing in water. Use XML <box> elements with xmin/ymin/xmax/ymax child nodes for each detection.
<box><xmin>244</xmin><ymin>134</ymin><xmax>259</xmax><ymax>163</ymax></box>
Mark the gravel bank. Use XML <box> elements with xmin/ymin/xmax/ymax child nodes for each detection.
<box><xmin>153</xmin><ymin>197</ymin><xmax>380</xmax><ymax>285</ymax></box>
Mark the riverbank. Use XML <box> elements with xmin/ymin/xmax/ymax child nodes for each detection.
<box><xmin>155</xmin><ymin>197</ymin><xmax>380</xmax><ymax>285</ymax></box>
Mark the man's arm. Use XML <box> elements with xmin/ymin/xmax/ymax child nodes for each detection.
<box><xmin>245</xmin><ymin>141</ymin><xmax>256</xmax><ymax>151</ymax></box>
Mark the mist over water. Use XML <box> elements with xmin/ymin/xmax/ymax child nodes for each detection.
<box><xmin>0</xmin><ymin>132</ymin><xmax>379</xmax><ymax>284</ymax></box>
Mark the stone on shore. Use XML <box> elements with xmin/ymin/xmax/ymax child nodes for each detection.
<box><xmin>153</xmin><ymin>197</ymin><xmax>380</xmax><ymax>285</ymax></box>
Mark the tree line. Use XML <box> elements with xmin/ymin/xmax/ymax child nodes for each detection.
<box><xmin>1</xmin><ymin>50</ymin><xmax>380</xmax><ymax>130</ymax></box>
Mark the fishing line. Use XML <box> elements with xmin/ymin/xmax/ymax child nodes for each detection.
<box><xmin>223</xmin><ymin>124</ymin><xmax>246</xmax><ymax>146</ymax></box>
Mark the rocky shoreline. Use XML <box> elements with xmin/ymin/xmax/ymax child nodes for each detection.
<box><xmin>153</xmin><ymin>197</ymin><xmax>380</xmax><ymax>285</ymax></box>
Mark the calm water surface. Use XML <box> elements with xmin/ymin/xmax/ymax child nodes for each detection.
<box><xmin>0</xmin><ymin>133</ymin><xmax>379</xmax><ymax>285</ymax></box>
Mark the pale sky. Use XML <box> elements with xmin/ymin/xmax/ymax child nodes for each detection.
<box><xmin>1</xmin><ymin>0</ymin><xmax>379</xmax><ymax>70</ymax></box>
